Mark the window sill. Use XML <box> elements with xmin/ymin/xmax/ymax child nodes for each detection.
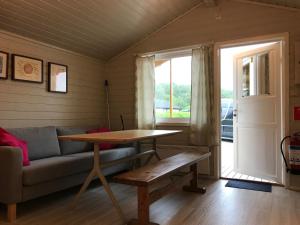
<box><xmin>156</xmin><ymin>122</ymin><xmax>190</xmax><ymax>127</ymax></box>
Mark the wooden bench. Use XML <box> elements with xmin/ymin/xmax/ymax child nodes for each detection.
<box><xmin>114</xmin><ymin>151</ymin><xmax>211</xmax><ymax>225</ymax></box>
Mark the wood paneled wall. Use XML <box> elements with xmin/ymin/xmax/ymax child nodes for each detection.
<box><xmin>106</xmin><ymin>0</ymin><xmax>300</xmax><ymax>131</ymax></box>
<box><xmin>0</xmin><ymin>31</ymin><xmax>105</xmax><ymax>128</ymax></box>
<box><xmin>105</xmin><ymin>0</ymin><xmax>300</xmax><ymax>178</ymax></box>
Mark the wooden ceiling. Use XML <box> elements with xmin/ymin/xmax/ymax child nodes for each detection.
<box><xmin>251</xmin><ymin>0</ymin><xmax>300</xmax><ymax>8</ymax></box>
<box><xmin>0</xmin><ymin>0</ymin><xmax>298</xmax><ymax>60</ymax></box>
<box><xmin>0</xmin><ymin>0</ymin><xmax>201</xmax><ymax>60</ymax></box>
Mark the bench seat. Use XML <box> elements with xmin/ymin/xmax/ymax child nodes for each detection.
<box><xmin>115</xmin><ymin>151</ymin><xmax>210</xmax><ymax>186</ymax></box>
<box><xmin>114</xmin><ymin>151</ymin><xmax>211</xmax><ymax>225</ymax></box>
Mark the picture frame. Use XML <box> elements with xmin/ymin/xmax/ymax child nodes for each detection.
<box><xmin>12</xmin><ymin>54</ymin><xmax>43</xmax><ymax>83</ymax></box>
<box><xmin>0</xmin><ymin>51</ymin><xmax>9</xmax><ymax>79</ymax></box>
<box><xmin>48</xmin><ymin>62</ymin><xmax>68</xmax><ymax>94</ymax></box>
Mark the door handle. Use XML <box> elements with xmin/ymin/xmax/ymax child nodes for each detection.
<box><xmin>233</xmin><ymin>109</ymin><xmax>237</xmax><ymax>117</ymax></box>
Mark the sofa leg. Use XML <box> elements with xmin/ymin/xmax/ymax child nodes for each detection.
<box><xmin>7</xmin><ymin>203</ymin><xmax>16</xmax><ymax>223</ymax></box>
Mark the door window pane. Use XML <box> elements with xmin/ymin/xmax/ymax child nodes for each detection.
<box><xmin>241</xmin><ymin>53</ymin><xmax>270</xmax><ymax>97</ymax></box>
<box><xmin>257</xmin><ymin>53</ymin><xmax>270</xmax><ymax>95</ymax></box>
<box><xmin>242</xmin><ymin>57</ymin><xmax>255</xmax><ymax>97</ymax></box>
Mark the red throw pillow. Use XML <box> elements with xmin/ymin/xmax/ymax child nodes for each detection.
<box><xmin>87</xmin><ymin>128</ymin><xmax>116</xmax><ymax>150</ymax></box>
<box><xmin>0</xmin><ymin>128</ymin><xmax>30</xmax><ymax>166</ymax></box>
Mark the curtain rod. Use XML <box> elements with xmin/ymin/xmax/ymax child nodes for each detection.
<box><xmin>134</xmin><ymin>41</ymin><xmax>214</xmax><ymax>57</ymax></box>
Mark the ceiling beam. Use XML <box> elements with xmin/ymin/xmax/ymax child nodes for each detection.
<box><xmin>203</xmin><ymin>0</ymin><xmax>218</xmax><ymax>7</ymax></box>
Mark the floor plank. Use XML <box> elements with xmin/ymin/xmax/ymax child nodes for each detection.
<box><xmin>0</xmin><ymin>179</ymin><xmax>299</xmax><ymax>225</ymax></box>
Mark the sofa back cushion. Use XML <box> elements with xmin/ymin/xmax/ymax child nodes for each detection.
<box><xmin>57</xmin><ymin>127</ymin><xmax>93</xmax><ymax>155</ymax></box>
<box><xmin>87</xmin><ymin>127</ymin><xmax>116</xmax><ymax>150</ymax></box>
<box><xmin>7</xmin><ymin>126</ymin><xmax>61</xmax><ymax>160</ymax></box>
<box><xmin>0</xmin><ymin>128</ymin><xmax>30</xmax><ymax>166</ymax></box>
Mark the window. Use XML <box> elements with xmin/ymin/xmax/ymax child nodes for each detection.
<box><xmin>155</xmin><ymin>55</ymin><xmax>191</xmax><ymax>124</ymax></box>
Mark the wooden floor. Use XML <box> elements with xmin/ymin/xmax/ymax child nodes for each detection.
<box><xmin>0</xmin><ymin>179</ymin><xmax>300</xmax><ymax>225</ymax></box>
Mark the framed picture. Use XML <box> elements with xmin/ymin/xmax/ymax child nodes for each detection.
<box><xmin>48</xmin><ymin>62</ymin><xmax>68</xmax><ymax>93</ymax></box>
<box><xmin>12</xmin><ymin>54</ymin><xmax>43</xmax><ymax>83</ymax></box>
<box><xmin>0</xmin><ymin>51</ymin><xmax>9</xmax><ymax>79</ymax></box>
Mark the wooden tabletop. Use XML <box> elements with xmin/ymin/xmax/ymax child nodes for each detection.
<box><xmin>58</xmin><ymin>129</ymin><xmax>182</xmax><ymax>143</ymax></box>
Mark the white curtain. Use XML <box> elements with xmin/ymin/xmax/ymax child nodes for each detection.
<box><xmin>190</xmin><ymin>45</ymin><xmax>216</xmax><ymax>146</ymax></box>
<box><xmin>135</xmin><ymin>55</ymin><xmax>156</xmax><ymax>129</ymax></box>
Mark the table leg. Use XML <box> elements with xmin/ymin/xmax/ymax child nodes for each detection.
<box><xmin>71</xmin><ymin>169</ymin><xmax>96</xmax><ymax>207</ymax></box>
<box><xmin>93</xmin><ymin>144</ymin><xmax>126</xmax><ymax>223</ymax></box>
<box><xmin>144</xmin><ymin>138</ymin><xmax>161</xmax><ymax>166</ymax></box>
<box><xmin>144</xmin><ymin>154</ymin><xmax>154</xmax><ymax>165</ymax></box>
<box><xmin>72</xmin><ymin>143</ymin><xmax>126</xmax><ymax>223</ymax></box>
<box><xmin>135</xmin><ymin>138</ymin><xmax>161</xmax><ymax>167</ymax></box>
<box><xmin>153</xmin><ymin>138</ymin><xmax>161</xmax><ymax>160</ymax></box>
<box><xmin>135</xmin><ymin>141</ymin><xmax>141</xmax><ymax>168</ymax></box>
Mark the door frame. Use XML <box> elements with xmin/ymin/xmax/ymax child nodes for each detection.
<box><xmin>214</xmin><ymin>33</ymin><xmax>289</xmax><ymax>185</ymax></box>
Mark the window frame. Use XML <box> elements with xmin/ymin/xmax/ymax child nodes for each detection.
<box><xmin>155</xmin><ymin>50</ymin><xmax>192</xmax><ymax>125</ymax></box>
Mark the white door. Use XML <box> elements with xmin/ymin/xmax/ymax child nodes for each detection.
<box><xmin>233</xmin><ymin>43</ymin><xmax>282</xmax><ymax>182</ymax></box>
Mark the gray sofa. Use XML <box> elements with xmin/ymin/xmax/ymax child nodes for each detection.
<box><xmin>0</xmin><ymin>126</ymin><xmax>136</xmax><ymax>222</ymax></box>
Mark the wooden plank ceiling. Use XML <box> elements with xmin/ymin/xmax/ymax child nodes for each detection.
<box><xmin>251</xmin><ymin>0</ymin><xmax>300</xmax><ymax>8</ymax></box>
<box><xmin>0</xmin><ymin>0</ymin><xmax>201</xmax><ymax>60</ymax></box>
<box><xmin>0</xmin><ymin>0</ymin><xmax>299</xmax><ymax>60</ymax></box>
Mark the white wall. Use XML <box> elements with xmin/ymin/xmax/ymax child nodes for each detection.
<box><xmin>0</xmin><ymin>31</ymin><xmax>106</xmax><ymax>128</ymax></box>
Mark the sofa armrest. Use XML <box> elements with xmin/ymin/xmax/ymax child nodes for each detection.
<box><xmin>0</xmin><ymin>146</ymin><xmax>23</xmax><ymax>204</ymax></box>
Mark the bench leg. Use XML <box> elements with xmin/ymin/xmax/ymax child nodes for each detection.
<box><xmin>128</xmin><ymin>186</ymin><xmax>159</xmax><ymax>225</ymax></box>
<box><xmin>138</xmin><ymin>186</ymin><xmax>150</xmax><ymax>225</ymax></box>
<box><xmin>7</xmin><ymin>203</ymin><xmax>16</xmax><ymax>223</ymax></box>
<box><xmin>183</xmin><ymin>163</ymin><xmax>206</xmax><ymax>194</ymax></box>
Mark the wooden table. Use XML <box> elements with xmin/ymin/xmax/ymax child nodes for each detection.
<box><xmin>58</xmin><ymin>129</ymin><xmax>181</xmax><ymax>223</ymax></box>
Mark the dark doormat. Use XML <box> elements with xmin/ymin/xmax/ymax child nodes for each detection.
<box><xmin>225</xmin><ymin>180</ymin><xmax>272</xmax><ymax>192</ymax></box>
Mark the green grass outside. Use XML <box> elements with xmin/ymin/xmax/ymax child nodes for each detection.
<box><xmin>156</xmin><ymin>111</ymin><xmax>190</xmax><ymax>118</ymax></box>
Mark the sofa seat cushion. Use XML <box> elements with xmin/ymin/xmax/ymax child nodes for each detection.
<box><xmin>7</xmin><ymin>126</ymin><xmax>61</xmax><ymax>160</ymax></box>
<box><xmin>23</xmin><ymin>147</ymin><xmax>136</xmax><ymax>186</ymax></box>
<box><xmin>23</xmin><ymin>156</ymin><xmax>92</xmax><ymax>186</ymax></box>
<box><xmin>57</xmin><ymin>127</ymin><xmax>93</xmax><ymax>155</ymax></box>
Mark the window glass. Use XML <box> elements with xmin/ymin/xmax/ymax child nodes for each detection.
<box><xmin>155</xmin><ymin>60</ymin><xmax>170</xmax><ymax>119</ymax></box>
<box><xmin>155</xmin><ymin>55</ymin><xmax>191</xmax><ymax>122</ymax></box>
<box><xmin>257</xmin><ymin>53</ymin><xmax>270</xmax><ymax>95</ymax></box>
<box><xmin>242</xmin><ymin>57</ymin><xmax>254</xmax><ymax>97</ymax></box>
<box><xmin>171</xmin><ymin>56</ymin><xmax>191</xmax><ymax>119</ymax></box>
<box><xmin>221</xmin><ymin>102</ymin><xmax>228</xmax><ymax>119</ymax></box>
<box><xmin>225</xmin><ymin>103</ymin><xmax>233</xmax><ymax>120</ymax></box>
<box><xmin>241</xmin><ymin>53</ymin><xmax>270</xmax><ymax>97</ymax></box>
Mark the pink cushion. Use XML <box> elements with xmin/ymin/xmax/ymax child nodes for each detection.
<box><xmin>0</xmin><ymin>128</ymin><xmax>30</xmax><ymax>166</ymax></box>
<box><xmin>87</xmin><ymin>128</ymin><xmax>116</xmax><ymax>150</ymax></box>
